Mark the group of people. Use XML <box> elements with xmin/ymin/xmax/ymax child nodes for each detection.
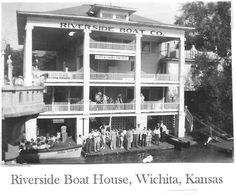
<box><xmin>94</xmin><ymin>92</ymin><xmax>124</xmax><ymax>105</ymax></box>
<box><xmin>18</xmin><ymin>125</ymin><xmax>71</xmax><ymax>152</ymax></box>
<box><xmin>83</xmin><ymin>121</ymin><xmax>169</xmax><ymax>154</ymax></box>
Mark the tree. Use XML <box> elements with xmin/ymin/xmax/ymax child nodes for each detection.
<box><xmin>175</xmin><ymin>2</ymin><xmax>232</xmax><ymax>134</ymax></box>
<box><xmin>175</xmin><ymin>2</ymin><xmax>231</xmax><ymax>58</ymax></box>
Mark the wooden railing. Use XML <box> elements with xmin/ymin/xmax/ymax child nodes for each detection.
<box><xmin>90</xmin><ymin>102</ymin><xmax>135</xmax><ymax>111</ymax></box>
<box><xmin>141</xmin><ymin>102</ymin><xmax>179</xmax><ymax>110</ymax></box>
<box><xmin>185</xmin><ymin>106</ymin><xmax>194</xmax><ymax>132</ymax></box>
<box><xmin>45</xmin><ymin>103</ymin><xmax>83</xmax><ymax>112</ymax></box>
<box><xmin>90</xmin><ymin>72</ymin><xmax>134</xmax><ymax>81</ymax></box>
<box><xmin>141</xmin><ymin>74</ymin><xmax>179</xmax><ymax>82</ymax></box>
<box><xmin>32</xmin><ymin>71</ymin><xmax>84</xmax><ymax>80</ymax></box>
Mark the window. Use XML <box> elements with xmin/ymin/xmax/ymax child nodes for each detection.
<box><xmin>116</xmin><ymin>14</ymin><xmax>127</xmax><ymax>20</ymax></box>
<box><xmin>142</xmin><ymin>41</ymin><xmax>151</xmax><ymax>52</ymax></box>
<box><xmin>102</xmin><ymin>12</ymin><xmax>113</xmax><ymax>19</ymax></box>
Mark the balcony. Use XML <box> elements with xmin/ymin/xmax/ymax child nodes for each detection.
<box><xmin>90</xmin><ymin>102</ymin><xmax>135</xmax><ymax>112</ymax></box>
<box><xmin>32</xmin><ymin>70</ymin><xmax>84</xmax><ymax>82</ymax></box>
<box><xmin>2</xmin><ymin>86</ymin><xmax>45</xmax><ymax>118</ymax></box>
<box><xmin>141</xmin><ymin>101</ymin><xmax>179</xmax><ymax>111</ymax></box>
<box><xmin>44</xmin><ymin>103</ymin><xmax>83</xmax><ymax>113</ymax></box>
<box><xmin>90</xmin><ymin>72</ymin><xmax>135</xmax><ymax>82</ymax></box>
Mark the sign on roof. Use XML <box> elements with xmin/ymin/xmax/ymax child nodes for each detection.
<box><xmin>60</xmin><ymin>22</ymin><xmax>164</xmax><ymax>36</ymax></box>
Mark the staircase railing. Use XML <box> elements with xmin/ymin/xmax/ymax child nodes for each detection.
<box><xmin>193</xmin><ymin>115</ymin><xmax>233</xmax><ymax>139</ymax></box>
<box><xmin>185</xmin><ymin>106</ymin><xmax>194</xmax><ymax>132</ymax></box>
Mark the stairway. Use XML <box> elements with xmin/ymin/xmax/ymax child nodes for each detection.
<box><xmin>185</xmin><ymin>106</ymin><xmax>193</xmax><ymax>133</ymax></box>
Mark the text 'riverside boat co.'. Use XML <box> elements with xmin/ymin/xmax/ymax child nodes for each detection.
<box><xmin>60</xmin><ymin>22</ymin><xmax>165</xmax><ymax>36</ymax></box>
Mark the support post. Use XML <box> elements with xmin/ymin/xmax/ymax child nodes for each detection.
<box><xmin>24</xmin><ymin>24</ymin><xmax>34</xmax><ymax>86</ymax></box>
<box><xmin>178</xmin><ymin>37</ymin><xmax>185</xmax><ymax>137</ymax></box>
<box><xmin>83</xmin><ymin>29</ymin><xmax>91</xmax><ymax>115</ymax></box>
<box><xmin>135</xmin><ymin>33</ymin><xmax>142</xmax><ymax>116</ymax></box>
<box><xmin>25</xmin><ymin>118</ymin><xmax>37</xmax><ymax>141</ymax></box>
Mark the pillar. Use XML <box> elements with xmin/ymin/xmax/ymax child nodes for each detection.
<box><xmin>135</xmin><ymin>33</ymin><xmax>142</xmax><ymax>116</ymax></box>
<box><xmin>76</xmin><ymin>117</ymin><xmax>83</xmax><ymax>144</ymax></box>
<box><xmin>136</xmin><ymin>114</ymin><xmax>147</xmax><ymax>131</ymax></box>
<box><xmin>24</xmin><ymin>24</ymin><xmax>34</xmax><ymax>86</ymax></box>
<box><xmin>83</xmin><ymin>117</ymin><xmax>90</xmax><ymax>138</ymax></box>
<box><xmin>25</xmin><ymin>118</ymin><xmax>37</xmax><ymax>141</ymax></box>
<box><xmin>83</xmin><ymin>29</ymin><xmax>91</xmax><ymax>137</ymax></box>
<box><xmin>178</xmin><ymin>37</ymin><xmax>185</xmax><ymax>137</ymax></box>
<box><xmin>83</xmin><ymin>29</ymin><xmax>91</xmax><ymax>116</ymax></box>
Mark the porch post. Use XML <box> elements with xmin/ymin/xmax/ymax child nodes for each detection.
<box><xmin>83</xmin><ymin>29</ymin><xmax>91</xmax><ymax>136</ymax></box>
<box><xmin>135</xmin><ymin>33</ymin><xmax>142</xmax><ymax>128</ymax></box>
<box><xmin>178</xmin><ymin>37</ymin><xmax>185</xmax><ymax>137</ymax></box>
<box><xmin>135</xmin><ymin>33</ymin><xmax>142</xmax><ymax>114</ymax></box>
<box><xmin>24</xmin><ymin>24</ymin><xmax>34</xmax><ymax>86</ymax></box>
<box><xmin>25</xmin><ymin>118</ymin><xmax>37</xmax><ymax>141</ymax></box>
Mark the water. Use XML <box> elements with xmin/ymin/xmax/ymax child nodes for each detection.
<box><xmin>39</xmin><ymin>144</ymin><xmax>233</xmax><ymax>164</ymax></box>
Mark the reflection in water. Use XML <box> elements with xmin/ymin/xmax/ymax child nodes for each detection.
<box><xmin>39</xmin><ymin>144</ymin><xmax>233</xmax><ymax>164</ymax></box>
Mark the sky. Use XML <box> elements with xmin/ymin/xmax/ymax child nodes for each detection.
<box><xmin>1</xmin><ymin>0</ymin><xmax>183</xmax><ymax>49</ymax></box>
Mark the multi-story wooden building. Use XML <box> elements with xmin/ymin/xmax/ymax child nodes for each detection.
<box><xmin>16</xmin><ymin>4</ymin><xmax>193</xmax><ymax>143</ymax></box>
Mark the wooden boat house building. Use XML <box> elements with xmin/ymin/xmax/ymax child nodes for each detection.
<box><xmin>16</xmin><ymin>4</ymin><xmax>193</xmax><ymax>143</ymax></box>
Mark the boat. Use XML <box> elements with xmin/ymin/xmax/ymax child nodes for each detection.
<box><xmin>18</xmin><ymin>141</ymin><xmax>82</xmax><ymax>163</ymax></box>
<box><xmin>164</xmin><ymin>133</ymin><xmax>190</xmax><ymax>149</ymax></box>
<box><xmin>207</xmin><ymin>137</ymin><xmax>233</xmax><ymax>155</ymax></box>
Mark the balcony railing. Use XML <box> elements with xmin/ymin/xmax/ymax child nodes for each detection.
<box><xmin>90</xmin><ymin>41</ymin><xmax>136</xmax><ymax>51</ymax></box>
<box><xmin>45</xmin><ymin>103</ymin><xmax>83</xmax><ymax>112</ymax></box>
<box><xmin>90</xmin><ymin>103</ymin><xmax>135</xmax><ymax>111</ymax></box>
<box><xmin>141</xmin><ymin>74</ymin><xmax>179</xmax><ymax>82</ymax></box>
<box><xmin>32</xmin><ymin>71</ymin><xmax>84</xmax><ymax>80</ymax></box>
<box><xmin>2</xmin><ymin>86</ymin><xmax>45</xmax><ymax>118</ymax></box>
<box><xmin>90</xmin><ymin>72</ymin><xmax>135</xmax><ymax>81</ymax></box>
<box><xmin>141</xmin><ymin>102</ymin><xmax>179</xmax><ymax>110</ymax></box>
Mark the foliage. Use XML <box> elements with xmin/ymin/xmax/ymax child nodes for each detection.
<box><xmin>175</xmin><ymin>1</ymin><xmax>231</xmax><ymax>58</ymax></box>
<box><xmin>175</xmin><ymin>2</ymin><xmax>232</xmax><ymax>134</ymax></box>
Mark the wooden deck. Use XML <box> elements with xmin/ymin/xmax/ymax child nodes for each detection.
<box><xmin>207</xmin><ymin>139</ymin><xmax>234</xmax><ymax>153</ymax></box>
<box><xmin>82</xmin><ymin>142</ymin><xmax>174</xmax><ymax>157</ymax></box>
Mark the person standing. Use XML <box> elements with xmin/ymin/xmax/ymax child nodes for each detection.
<box><xmin>100</xmin><ymin>125</ymin><xmax>106</xmax><ymax>150</ymax></box>
<box><xmin>61</xmin><ymin>125</ymin><xmax>67</xmax><ymax>143</ymax></box>
<box><xmin>141</xmin><ymin>127</ymin><xmax>147</xmax><ymax>147</ymax></box>
<box><xmin>132</xmin><ymin>127</ymin><xmax>138</xmax><ymax>148</ymax></box>
<box><xmin>93</xmin><ymin>129</ymin><xmax>100</xmax><ymax>152</ymax></box>
<box><xmin>85</xmin><ymin>131</ymin><xmax>93</xmax><ymax>154</ymax></box>
<box><xmin>153</xmin><ymin>124</ymin><xmax>161</xmax><ymax>145</ymax></box>
<box><xmin>126</xmin><ymin>128</ymin><xmax>133</xmax><ymax>150</ymax></box>
<box><xmin>119</xmin><ymin>129</ymin><xmax>125</xmax><ymax>149</ymax></box>
<box><xmin>146</xmin><ymin>128</ymin><xmax>152</xmax><ymax>147</ymax></box>
<box><xmin>110</xmin><ymin>129</ymin><xmax>117</xmax><ymax>150</ymax></box>
<box><xmin>136</xmin><ymin>124</ymin><xmax>142</xmax><ymax>146</ymax></box>
<box><xmin>160</xmin><ymin>121</ymin><xmax>167</xmax><ymax>142</ymax></box>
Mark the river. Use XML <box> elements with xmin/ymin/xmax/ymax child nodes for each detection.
<box><xmin>39</xmin><ymin>144</ymin><xmax>233</xmax><ymax>164</ymax></box>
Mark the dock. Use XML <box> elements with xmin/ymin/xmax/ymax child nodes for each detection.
<box><xmin>83</xmin><ymin>142</ymin><xmax>175</xmax><ymax>157</ymax></box>
<box><xmin>82</xmin><ymin>136</ymin><xmax>198</xmax><ymax>157</ymax></box>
